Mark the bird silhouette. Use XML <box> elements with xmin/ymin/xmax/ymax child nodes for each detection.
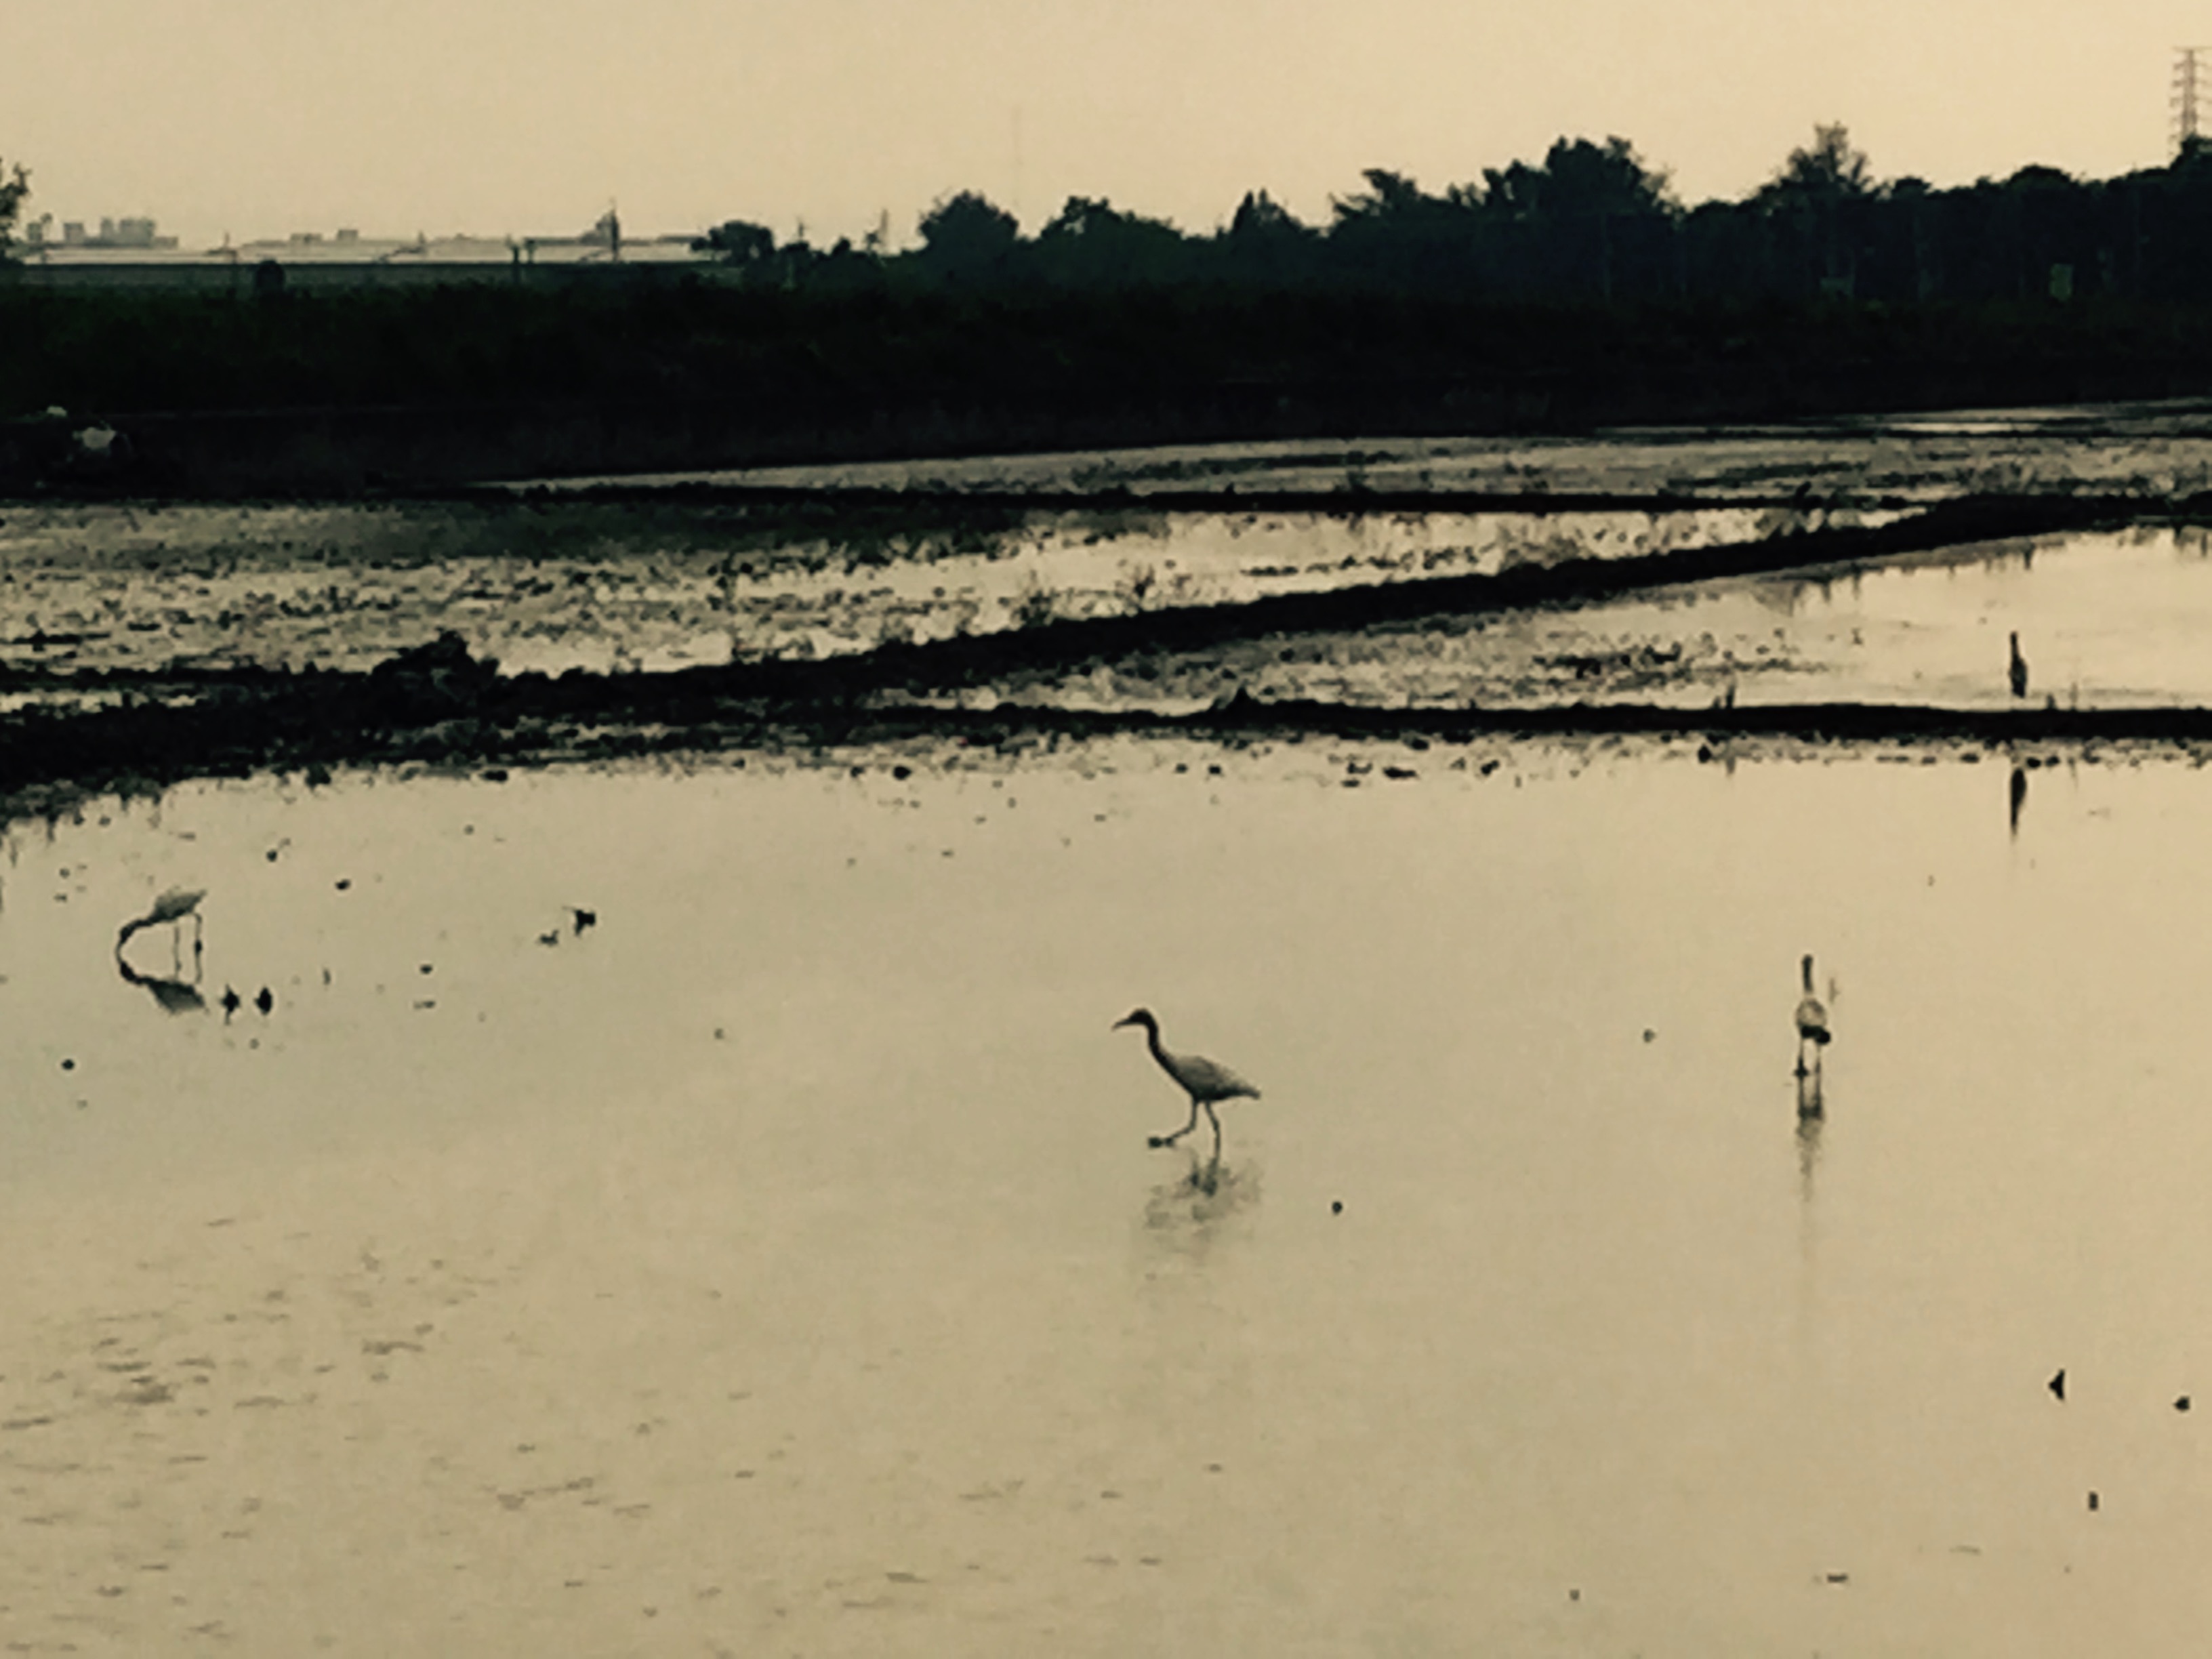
<box><xmin>2009</xmin><ymin>632</ymin><xmax>2029</xmax><ymax>699</ymax></box>
<box><xmin>116</xmin><ymin>887</ymin><xmax>205</xmax><ymax>970</ymax></box>
<box><xmin>254</xmin><ymin>986</ymin><xmax>274</xmax><ymax>1016</ymax></box>
<box><xmin>1114</xmin><ymin>1008</ymin><xmax>1260</xmax><ymax>1164</ymax></box>
<box><xmin>1795</xmin><ymin>954</ymin><xmax>1831</xmax><ymax>1079</ymax></box>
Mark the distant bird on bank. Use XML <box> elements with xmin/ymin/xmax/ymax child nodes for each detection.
<box><xmin>117</xmin><ymin>887</ymin><xmax>205</xmax><ymax>956</ymax></box>
<box><xmin>1114</xmin><ymin>1008</ymin><xmax>1260</xmax><ymax>1163</ymax></box>
<box><xmin>1795</xmin><ymin>954</ymin><xmax>1831</xmax><ymax>1079</ymax></box>
<box><xmin>2009</xmin><ymin>632</ymin><xmax>2029</xmax><ymax>699</ymax></box>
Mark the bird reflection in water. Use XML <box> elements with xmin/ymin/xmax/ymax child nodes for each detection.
<box><xmin>2009</xmin><ymin>762</ymin><xmax>2028</xmax><ymax>839</ymax></box>
<box><xmin>115</xmin><ymin>954</ymin><xmax>207</xmax><ymax>1015</ymax></box>
<box><xmin>1795</xmin><ymin>1101</ymin><xmax>1824</xmax><ymax>1204</ymax></box>
<box><xmin>1143</xmin><ymin>1155</ymin><xmax>1260</xmax><ymax>1252</ymax></box>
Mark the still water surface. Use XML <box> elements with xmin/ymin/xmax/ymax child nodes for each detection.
<box><xmin>3</xmin><ymin>743</ymin><xmax>2211</xmax><ymax>1654</ymax></box>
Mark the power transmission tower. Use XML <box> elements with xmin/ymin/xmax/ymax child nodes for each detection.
<box><xmin>2175</xmin><ymin>47</ymin><xmax>2210</xmax><ymax>154</ymax></box>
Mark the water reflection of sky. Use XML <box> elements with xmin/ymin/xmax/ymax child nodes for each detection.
<box><xmin>989</xmin><ymin>527</ymin><xmax>2212</xmax><ymax>714</ymax></box>
<box><xmin>6</xmin><ymin>744</ymin><xmax>2212</xmax><ymax>1651</ymax></box>
<box><xmin>0</xmin><ymin>501</ymin><xmax>1884</xmax><ymax>682</ymax></box>
<box><xmin>527</xmin><ymin>401</ymin><xmax>2212</xmax><ymax>502</ymax></box>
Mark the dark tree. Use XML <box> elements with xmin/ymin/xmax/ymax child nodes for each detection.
<box><xmin>1033</xmin><ymin>196</ymin><xmax>1188</xmax><ymax>287</ymax></box>
<box><xmin>1757</xmin><ymin>124</ymin><xmax>1875</xmax><ymax>210</ymax></box>
<box><xmin>695</xmin><ymin>219</ymin><xmax>777</xmax><ymax>269</ymax></box>
<box><xmin>0</xmin><ymin>159</ymin><xmax>30</xmax><ymax>264</ymax></box>
<box><xmin>916</xmin><ymin>190</ymin><xmax>1020</xmax><ymax>282</ymax></box>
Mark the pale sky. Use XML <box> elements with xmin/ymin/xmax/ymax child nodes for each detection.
<box><xmin>10</xmin><ymin>0</ymin><xmax>2207</xmax><ymax>249</ymax></box>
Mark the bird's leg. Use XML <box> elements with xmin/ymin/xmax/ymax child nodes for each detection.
<box><xmin>1794</xmin><ymin>1036</ymin><xmax>1807</xmax><ymax>1079</ymax></box>
<box><xmin>1204</xmin><ymin>1102</ymin><xmax>1222</xmax><ymax>1165</ymax></box>
<box><xmin>1149</xmin><ymin>1099</ymin><xmax>1200</xmax><ymax>1150</ymax></box>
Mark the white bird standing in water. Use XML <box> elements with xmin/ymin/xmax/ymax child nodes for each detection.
<box><xmin>116</xmin><ymin>887</ymin><xmax>205</xmax><ymax>964</ymax></box>
<box><xmin>1795</xmin><ymin>954</ymin><xmax>1832</xmax><ymax>1078</ymax></box>
<box><xmin>1113</xmin><ymin>1008</ymin><xmax>1260</xmax><ymax>1162</ymax></box>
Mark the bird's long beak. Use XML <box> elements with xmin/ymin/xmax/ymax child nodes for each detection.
<box><xmin>1111</xmin><ymin>1015</ymin><xmax>1135</xmax><ymax>1029</ymax></box>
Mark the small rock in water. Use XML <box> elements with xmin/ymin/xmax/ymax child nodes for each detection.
<box><xmin>1331</xmin><ymin>1200</ymin><xmax>1343</xmax><ymax>1215</ymax></box>
<box><xmin>2088</xmin><ymin>1490</ymin><xmax>2100</xmax><ymax>1511</ymax></box>
<box><xmin>1642</xmin><ymin>1028</ymin><xmax>1657</xmax><ymax>1043</ymax></box>
<box><xmin>2178</xmin><ymin>1396</ymin><xmax>2193</xmax><ymax>1412</ymax></box>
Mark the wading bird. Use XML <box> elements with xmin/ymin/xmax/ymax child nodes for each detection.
<box><xmin>117</xmin><ymin>887</ymin><xmax>205</xmax><ymax>968</ymax></box>
<box><xmin>2009</xmin><ymin>632</ymin><xmax>2029</xmax><ymax>699</ymax></box>
<box><xmin>1113</xmin><ymin>1008</ymin><xmax>1260</xmax><ymax>1163</ymax></box>
<box><xmin>1795</xmin><ymin>954</ymin><xmax>1831</xmax><ymax>1079</ymax></box>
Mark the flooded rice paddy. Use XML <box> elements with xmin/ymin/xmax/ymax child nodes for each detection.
<box><xmin>0</xmin><ymin>499</ymin><xmax>1883</xmax><ymax>684</ymax></box>
<box><xmin>984</xmin><ymin>525</ymin><xmax>2212</xmax><ymax>716</ymax></box>
<box><xmin>531</xmin><ymin>398</ymin><xmax>2212</xmax><ymax>504</ymax></box>
<box><xmin>12</xmin><ymin>410</ymin><xmax>2212</xmax><ymax>1654</ymax></box>
<box><xmin>5</xmin><ymin>741</ymin><xmax>2212</xmax><ymax>1654</ymax></box>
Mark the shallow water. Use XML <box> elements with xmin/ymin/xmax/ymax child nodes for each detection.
<box><xmin>531</xmin><ymin>398</ymin><xmax>2212</xmax><ymax>502</ymax></box>
<box><xmin>5</xmin><ymin>741</ymin><xmax>2212</xmax><ymax>1654</ymax></box>
<box><xmin>987</xmin><ymin>525</ymin><xmax>2212</xmax><ymax>714</ymax></box>
<box><xmin>0</xmin><ymin>501</ymin><xmax>1873</xmax><ymax>686</ymax></box>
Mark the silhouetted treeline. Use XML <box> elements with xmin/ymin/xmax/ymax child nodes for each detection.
<box><xmin>26</xmin><ymin>127</ymin><xmax>2212</xmax><ymax>489</ymax></box>
<box><xmin>679</xmin><ymin>129</ymin><xmax>2212</xmax><ymax>306</ymax></box>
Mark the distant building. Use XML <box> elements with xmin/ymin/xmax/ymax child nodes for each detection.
<box><xmin>54</xmin><ymin>216</ymin><xmax>178</xmax><ymax>250</ymax></box>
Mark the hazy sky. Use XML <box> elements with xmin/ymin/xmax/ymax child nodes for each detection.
<box><xmin>12</xmin><ymin>0</ymin><xmax>2209</xmax><ymax>248</ymax></box>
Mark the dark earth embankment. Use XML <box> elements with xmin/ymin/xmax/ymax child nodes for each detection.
<box><xmin>16</xmin><ymin>283</ymin><xmax>2212</xmax><ymax>495</ymax></box>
